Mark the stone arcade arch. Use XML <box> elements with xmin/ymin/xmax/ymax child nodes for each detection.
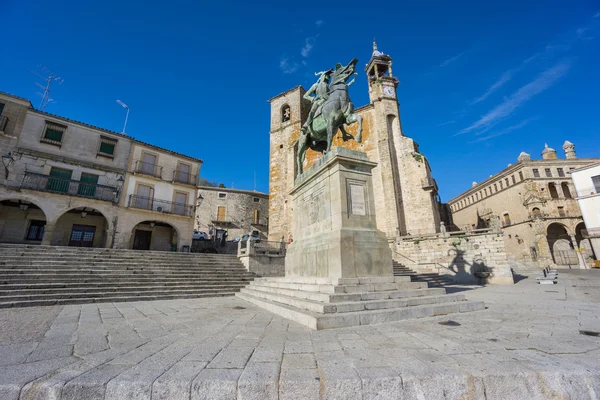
<box><xmin>130</xmin><ymin>220</ymin><xmax>180</xmax><ymax>251</ymax></box>
<box><xmin>546</xmin><ymin>222</ymin><xmax>577</xmax><ymax>265</ymax></box>
<box><xmin>575</xmin><ymin>221</ymin><xmax>595</xmax><ymax>259</ymax></box>
<box><xmin>0</xmin><ymin>198</ymin><xmax>48</xmax><ymax>244</ymax></box>
<box><xmin>52</xmin><ymin>207</ymin><xmax>111</xmax><ymax>248</ymax></box>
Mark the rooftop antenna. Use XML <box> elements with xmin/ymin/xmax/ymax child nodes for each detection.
<box><xmin>29</xmin><ymin>65</ymin><xmax>64</xmax><ymax>110</ymax></box>
<box><xmin>254</xmin><ymin>171</ymin><xmax>256</xmax><ymax>191</ymax></box>
<box><xmin>116</xmin><ymin>100</ymin><xmax>130</xmax><ymax>134</ymax></box>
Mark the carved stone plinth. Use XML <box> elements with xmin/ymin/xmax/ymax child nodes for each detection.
<box><xmin>285</xmin><ymin>147</ymin><xmax>393</xmax><ymax>278</ymax></box>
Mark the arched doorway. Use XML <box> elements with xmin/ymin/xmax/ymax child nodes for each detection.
<box><xmin>548</xmin><ymin>183</ymin><xmax>559</xmax><ymax>199</ymax></box>
<box><xmin>131</xmin><ymin>221</ymin><xmax>179</xmax><ymax>251</ymax></box>
<box><xmin>53</xmin><ymin>207</ymin><xmax>110</xmax><ymax>247</ymax></box>
<box><xmin>575</xmin><ymin>222</ymin><xmax>596</xmax><ymax>259</ymax></box>
<box><xmin>546</xmin><ymin>223</ymin><xmax>577</xmax><ymax>265</ymax></box>
<box><xmin>0</xmin><ymin>199</ymin><xmax>47</xmax><ymax>244</ymax></box>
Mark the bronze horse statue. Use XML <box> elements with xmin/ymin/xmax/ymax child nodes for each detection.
<box><xmin>296</xmin><ymin>58</ymin><xmax>363</xmax><ymax>176</ymax></box>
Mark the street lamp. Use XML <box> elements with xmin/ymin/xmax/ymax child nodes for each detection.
<box><xmin>116</xmin><ymin>100</ymin><xmax>130</xmax><ymax>134</ymax></box>
<box><xmin>2</xmin><ymin>152</ymin><xmax>14</xmax><ymax>179</ymax></box>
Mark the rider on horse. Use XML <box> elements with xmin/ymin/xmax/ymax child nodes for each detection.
<box><xmin>301</xmin><ymin>69</ymin><xmax>333</xmax><ymax>134</ymax></box>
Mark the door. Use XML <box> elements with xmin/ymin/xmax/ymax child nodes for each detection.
<box><xmin>217</xmin><ymin>206</ymin><xmax>226</xmax><ymax>221</ymax></box>
<box><xmin>47</xmin><ymin>167</ymin><xmax>72</xmax><ymax>193</ymax></box>
<box><xmin>77</xmin><ymin>173</ymin><xmax>98</xmax><ymax>197</ymax></box>
<box><xmin>69</xmin><ymin>224</ymin><xmax>96</xmax><ymax>247</ymax></box>
<box><xmin>176</xmin><ymin>163</ymin><xmax>191</xmax><ymax>184</ymax></box>
<box><xmin>134</xmin><ymin>184</ymin><xmax>153</xmax><ymax>210</ymax></box>
<box><xmin>173</xmin><ymin>192</ymin><xmax>188</xmax><ymax>216</ymax></box>
<box><xmin>133</xmin><ymin>229</ymin><xmax>152</xmax><ymax>250</ymax></box>
<box><xmin>142</xmin><ymin>153</ymin><xmax>157</xmax><ymax>175</ymax></box>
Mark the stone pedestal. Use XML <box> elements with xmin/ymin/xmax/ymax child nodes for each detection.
<box><xmin>285</xmin><ymin>147</ymin><xmax>392</xmax><ymax>278</ymax></box>
<box><xmin>237</xmin><ymin>148</ymin><xmax>485</xmax><ymax>329</ymax></box>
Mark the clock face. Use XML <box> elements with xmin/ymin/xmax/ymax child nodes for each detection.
<box><xmin>383</xmin><ymin>86</ymin><xmax>395</xmax><ymax>97</ymax></box>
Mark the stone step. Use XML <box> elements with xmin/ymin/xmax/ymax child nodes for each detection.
<box><xmin>244</xmin><ymin>282</ymin><xmax>441</xmax><ymax>303</ymax></box>
<box><xmin>0</xmin><ymin>277</ymin><xmax>254</xmax><ymax>284</ymax></box>
<box><xmin>253</xmin><ymin>278</ymin><xmax>415</xmax><ymax>294</ymax></box>
<box><xmin>239</xmin><ymin>286</ymin><xmax>466</xmax><ymax>314</ymax></box>
<box><xmin>0</xmin><ymin>286</ymin><xmax>245</xmax><ymax>302</ymax></box>
<box><xmin>0</xmin><ymin>281</ymin><xmax>253</xmax><ymax>289</ymax></box>
<box><xmin>0</xmin><ymin>284</ymin><xmax>248</xmax><ymax>296</ymax></box>
<box><xmin>236</xmin><ymin>291</ymin><xmax>485</xmax><ymax>330</ymax></box>
<box><xmin>0</xmin><ymin>267</ymin><xmax>251</xmax><ymax>274</ymax></box>
<box><xmin>0</xmin><ymin>292</ymin><xmax>237</xmax><ymax>309</ymax></box>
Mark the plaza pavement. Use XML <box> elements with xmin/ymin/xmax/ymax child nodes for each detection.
<box><xmin>0</xmin><ymin>269</ymin><xmax>599</xmax><ymax>400</ymax></box>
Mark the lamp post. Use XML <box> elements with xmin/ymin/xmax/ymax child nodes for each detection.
<box><xmin>116</xmin><ymin>100</ymin><xmax>130</xmax><ymax>134</ymax></box>
<box><xmin>2</xmin><ymin>152</ymin><xmax>14</xmax><ymax>180</ymax></box>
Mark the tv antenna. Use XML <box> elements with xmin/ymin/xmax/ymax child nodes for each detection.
<box><xmin>29</xmin><ymin>65</ymin><xmax>64</xmax><ymax>110</ymax></box>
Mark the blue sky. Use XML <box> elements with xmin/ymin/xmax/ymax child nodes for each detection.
<box><xmin>1</xmin><ymin>0</ymin><xmax>599</xmax><ymax>201</ymax></box>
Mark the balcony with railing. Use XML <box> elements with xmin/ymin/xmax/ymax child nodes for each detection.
<box><xmin>21</xmin><ymin>172</ymin><xmax>117</xmax><ymax>202</ymax></box>
<box><xmin>172</xmin><ymin>170</ymin><xmax>197</xmax><ymax>186</ymax></box>
<box><xmin>576</xmin><ymin>187</ymin><xmax>599</xmax><ymax>198</ymax></box>
<box><xmin>133</xmin><ymin>160</ymin><xmax>163</xmax><ymax>179</ymax></box>
<box><xmin>421</xmin><ymin>176</ymin><xmax>437</xmax><ymax>190</ymax></box>
<box><xmin>128</xmin><ymin>195</ymin><xmax>194</xmax><ymax>217</ymax></box>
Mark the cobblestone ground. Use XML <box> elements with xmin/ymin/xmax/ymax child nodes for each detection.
<box><xmin>0</xmin><ymin>270</ymin><xmax>599</xmax><ymax>400</ymax></box>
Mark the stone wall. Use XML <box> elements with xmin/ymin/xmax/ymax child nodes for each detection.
<box><xmin>393</xmin><ymin>231</ymin><xmax>514</xmax><ymax>285</ymax></box>
<box><xmin>238</xmin><ymin>254</ymin><xmax>285</xmax><ymax>277</ymax></box>
<box><xmin>196</xmin><ymin>186</ymin><xmax>269</xmax><ymax>241</ymax></box>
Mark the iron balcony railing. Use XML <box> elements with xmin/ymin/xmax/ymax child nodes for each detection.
<box><xmin>0</xmin><ymin>116</ymin><xmax>8</xmax><ymax>132</ymax></box>
<box><xmin>172</xmin><ymin>170</ymin><xmax>197</xmax><ymax>186</ymax></box>
<box><xmin>21</xmin><ymin>172</ymin><xmax>117</xmax><ymax>202</ymax></box>
<box><xmin>134</xmin><ymin>160</ymin><xmax>163</xmax><ymax>178</ymax></box>
<box><xmin>128</xmin><ymin>194</ymin><xmax>193</xmax><ymax>217</ymax></box>
<box><xmin>576</xmin><ymin>187</ymin><xmax>599</xmax><ymax>197</ymax></box>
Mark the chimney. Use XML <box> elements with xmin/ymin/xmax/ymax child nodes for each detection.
<box><xmin>562</xmin><ymin>140</ymin><xmax>576</xmax><ymax>159</ymax></box>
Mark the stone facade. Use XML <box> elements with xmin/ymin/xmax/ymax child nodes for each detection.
<box><xmin>195</xmin><ymin>186</ymin><xmax>269</xmax><ymax>241</ymax></box>
<box><xmin>0</xmin><ymin>90</ymin><xmax>202</xmax><ymax>252</ymax></box>
<box><xmin>447</xmin><ymin>143</ymin><xmax>599</xmax><ymax>267</ymax></box>
<box><xmin>570</xmin><ymin>161</ymin><xmax>600</xmax><ymax>260</ymax></box>
<box><xmin>394</xmin><ymin>231</ymin><xmax>514</xmax><ymax>285</ymax></box>
<box><xmin>267</xmin><ymin>44</ymin><xmax>441</xmax><ymax>242</ymax></box>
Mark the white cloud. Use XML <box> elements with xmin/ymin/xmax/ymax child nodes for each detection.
<box><xmin>469</xmin><ymin>118</ymin><xmax>537</xmax><ymax>143</ymax></box>
<box><xmin>469</xmin><ymin>70</ymin><xmax>514</xmax><ymax>105</ymax></box>
<box><xmin>301</xmin><ymin>37</ymin><xmax>316</xmax><ymax>58</ymax></box>
<box><xmin>457</xmin><ymin>60</ymin><xmax>571</xmax><ymax>135</ymax></box>
<box><xmin>315</xmin><ymin>20</ymin><xmax>324</xmax><ymax>26</ymax></box>
<box><xmin>436</xmin><ymin>120</ymin><xmax>456</xmax><ymax>127</ymax></box>
<box><xmin>594</xmin><ymin>12</ymin><xmax>600</xmax><ymax>18</ymax></box>
<box><xmin>280</xmin><ymin>56</ymin><xmax>299</xmax><ymax>74</ymax></box>
<box><xmin>439</xmin><ymin>51</ymin><xmax>466</xmax><ymax>67</ymax></box>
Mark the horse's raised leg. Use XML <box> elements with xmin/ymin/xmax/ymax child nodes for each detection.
<box><xmin>339</xmin><ymin>125</ymin><xmax>354</xmax><ymax>142</ymax></box>
<box><xmin>296</xmin><ymin>133</ymin><xmax>309</xmax><ymax>177</ymax></box>
<box><xmin>346</xmin><ymin>113</ymin><xmax>363</xmax><ymax>143</ymax></box>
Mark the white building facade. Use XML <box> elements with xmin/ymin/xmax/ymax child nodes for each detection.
<box><xmin>571</xmin><ymin>161</ymin><xmax>600</xmax><ymax>261</ymax></box>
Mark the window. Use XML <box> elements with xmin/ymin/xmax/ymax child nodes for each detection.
<box><xmin>77</xmin><ymin>173</ymin><xmax>98</xmax><ymax>197</ymax></box>
<box><xmin>503</xmin><ymin>213</ymin><xmax>511</xmax><ymax>226</ymax></box>
<box><xmin>217</xmin><ymin>206</ymin><xmax>226</xmax><ymax>221</ymax></box>
<box><xmin>41</xmin><ymin>122</ymin><xmax>67</xmax><ymax>145</ymax></box>
<box><xmin>174</xmin><ymin>192</ymin><xmax>188</xmax><ymax>216</ymax></box>
<box><xmin>505</xmin><ymin>178</ymin><xmax>509</xmax><ymax>187</ymax></box>
<box><xmin>533</xmin><ymin>169</ymin><xmax>540</xmax><ymax>178</ymax></box>
<box><xmin>494</xmin><ymin>183</ymin><xmax>497</xmax><ymax>192</ymax></box>
<box><xmin>134</xmin><ymin>184</ymin><xmax>153</xmax><ymax>210</ymax></box>
<box><xmin>98</xmin><ymin>137</ymin><xmax>117</xmax><ymax>157</ymax></box>
<box><xmin>519</xmin><ymin>171</ymin><xmax>524</xmax><ymax>181</ymax></box>
<box><xmin>175</xmin><ymin>163</ymin><xmax>191</xmax><ymax>184</ymax></box>
<box><xmin>26</xmin><ymin>220</ymin><xmax>45</xmax><ymax>241</ymax></box>
<box><xmin>545</xmin><ymin>168</ymin><xmax>552</xmax><ymax>178</ymax></box>
<box><xmin>484</xmin><ymin>188</ymin><xmax>487</xmax><ymax>197</ymax></box>
<box><xmin>218</xmin><ymin>192</ymin><xmax>227</xmax><ymax>199</ymax></box>
<box><xmin>561</xmin><ymin>182</ymin><xmax>572</xmax><ymax>199</ymax></box>
<box><xmin>253</xmin><ymin>197</ymin><xmax>260</xmax><ymax>203</ymax></box>
<box><xmin>499</xmin><ymin>181</ymin><xmax>503</xmax><ymax>189</ymax></box>
<box><xmin>281</xmin><ymin>105</ymin><xmax>291</xmax><ymax>122</ymax></box>
<box><xmin>557</xmin><ymin>168</ymin><xmax>565</xmax><ymax>177</ymax></box>
<box><xmin>592</xmin><ymin>175</ymin><xmax>600</xmax><ymax>194</ymax></box>
<box><xmin>46</xmin><ymin>167</ymin><xmax>72</xmax><ymax>193</ymax></box>
<box><xmin>0</xmin><ymin>103</ymin><xmax>4</xmax><ymax>115</ymax></box>
<box><xmin>141</xmin><ymin>153</ymin><xmax>158</xmax><ymax>176</ymax></box>
<box><xmin>558</xmin><ymin>206</ymin><xmax>566</xmax><ymax>217</ymax></box>
<box><xmin>279</xmin><ymin>144</ymin><xmax>283</xmax><ymax>149</ymax></box>
<box><xmin>511</xmin><ymin>175</ymin><xmax>516</xmax><ymax>185</ymax></box>
<box><xmin>548</xmin><ymin>183</ymin><xmax>559</xmax><ymax>199</ymax></box>
<box><xmin>253</xmin><ymin>209</ymin><xmax>260</xmax><ymax>224</ymax></box>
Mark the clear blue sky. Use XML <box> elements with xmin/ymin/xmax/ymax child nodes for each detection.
<box><xmin>1</xmin><ymin>0</ymin><xmax>599</xmax><ymax>201</ymax></box>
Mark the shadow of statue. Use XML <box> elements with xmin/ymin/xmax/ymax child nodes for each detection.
<box><xmin>447</xmin><ymin>248</ymin><xmax>476</xmax><ymax>284</ymax></box>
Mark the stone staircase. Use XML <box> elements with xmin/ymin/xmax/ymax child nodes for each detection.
<box><xmin>0</xmin><ymin>244</ymin><xmax>255</xmax><ymax>308</ymax></box>
<box><xmin>392</xmin><ymin>261</ymin><xmax>454</xmax><ymax>287</ymax></box>
<box><xmin>236</xmin><ymin>276</ymin><xmax>485</xmax><ymax>330</ymax></box>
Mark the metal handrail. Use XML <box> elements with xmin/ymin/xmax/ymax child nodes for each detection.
<box><xmin>172</xmin><ymin>170</ymin><xmax>197</xmax><ymax>185</ymax></box>
<box><xmin>21</xmin><ymin>172</ymin><xmax>117</xmax><ymax>202</ymax></box>
<box><xmin>134</xmin><ymin>160</ymin><xmax>162</xmax><ymax>178</ymax></box>
<box><xmin>128</xmin><ymin>194</ymin><xmax>193</xmax><ymax>217</ymax></box>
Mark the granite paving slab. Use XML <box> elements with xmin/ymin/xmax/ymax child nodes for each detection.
<box><xmin>0</xmin><ymin>269</ymin><xmax>598</xmax><ymax>399</ymax></box>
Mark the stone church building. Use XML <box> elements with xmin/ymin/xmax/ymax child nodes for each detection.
<box><xmin>268</xmin><ymin>43</ymin><xmax>441</xmax><ymax>242</ymax></box>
